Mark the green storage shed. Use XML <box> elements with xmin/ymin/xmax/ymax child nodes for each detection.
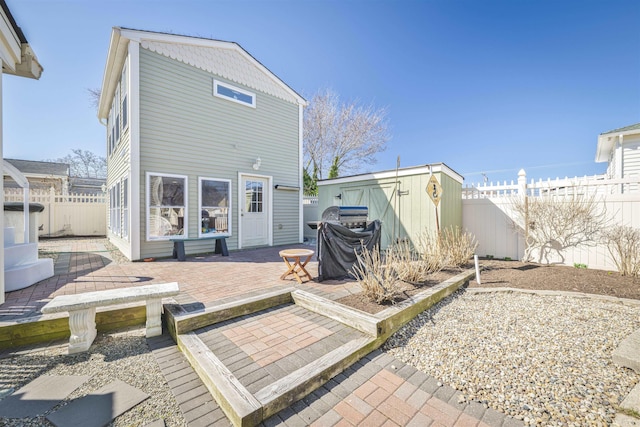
<box><xmin>317</xmin><ymin>163</ymin><xmax>463</xmax><ymax>249</ymax></box>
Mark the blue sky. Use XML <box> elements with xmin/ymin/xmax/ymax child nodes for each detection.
<box><xmin>4</xmin><ymin>0</ymin><xmax>640</xmax><ymax>185</ymax></box>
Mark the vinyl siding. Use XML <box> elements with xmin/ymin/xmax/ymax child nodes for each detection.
<box><xmin>622</xmin><ymin>138</ymin><xmax>640</xmax><ymax>192</ymax></box>
<box><xmin>137</xmin><ymin>48</ymin><xmax>300</xmax><ymax>259</ymax></box>
<box><xmin>623</xmin><ymin>138</ymin><xmax>640</xmax><ymax>177</ymax></box>
<box><xmin>106</xmin><ymin>64</ymin><xmax>132</xmax><ymax>259</ymax></box>
<box><xmin>438</xmin><ymin>172</ymin><xmax>462</xmax><ymax>230</ymax></box>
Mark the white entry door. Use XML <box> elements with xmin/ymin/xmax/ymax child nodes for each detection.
<box><xmin>240</xmin><ymin>175</ymin><xmax>270</xmax><ymax>247</ymax></box>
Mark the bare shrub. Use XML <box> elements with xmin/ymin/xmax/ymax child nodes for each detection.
<box><xmin>440</xmin><ymin>226</ymin><xmax>478</xmax><ymax>267</ymax></box>
<box><xmin>386</xmin><ymin>239</ymin><xmax>430</xmax><ymax>283</ymax></box>
<box><xmin>352</xmin><ymin>246</ymin><xmax>403</xmax><ymax>303</ymax></box>
<box><xmin>416</xmin><ymin>229</ymin><xmax>446</xmax><ymax>273</ymax></box>
<box><xmin>602</xmin><ymin>225</ymin><xmax>640</xmax><ymax>277</ymax></box>
<box><xmin>511</xmin><ymin>193</ymin><xmax>608</xmax><ymax>264</ymax></box>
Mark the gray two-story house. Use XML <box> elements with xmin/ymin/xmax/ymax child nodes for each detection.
<box><xmin>98</xmin><ymin>28</ymin><xmax>306</xmax><ymax>261</ymax></box>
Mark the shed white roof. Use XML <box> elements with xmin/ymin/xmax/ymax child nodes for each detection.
<box><xmin>317</xmin><ymin>163</ymin><xmax>464</xmax><ymax>186</ymax></box>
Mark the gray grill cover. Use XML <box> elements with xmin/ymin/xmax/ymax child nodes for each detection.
<box><xmin>317</xmin><ymin>220</ymin><xmax>382</xmax><ymax>281</ymax></box>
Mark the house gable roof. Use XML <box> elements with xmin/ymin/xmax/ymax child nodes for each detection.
<box><xmin>595</xmin><ymin>122</ymin><xmax>640</xmax><ymax>163</ymax></box>
<box><xmin>4</xmin><ymin>158</ymin><xmax>69</xmax><ymax>177</ymax></box>
<box><xmin>99</xmin><ymin>27</ymin><xmax>306</xmax><ymax>119</ymax></box>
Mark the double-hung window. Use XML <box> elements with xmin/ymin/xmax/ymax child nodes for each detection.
<box><xmin>121</xmin><ymin>61</ymin><xmax>128</xmax><ymax>131</ymax></box>
<box><xmin>199</xmin><ymin>178</ymin><xmax>231</xmax><ymax>237</ymax></box>
<box><xmin>114</xmin><ymin>181</ymin><xmax>121</xmax><ymax>236</ymax></box>
<box><xmin>122</xmin><ymin>177</ymin><xmax>129</xmax><ymax>239</ymax></box>
<box><xmin>107</xmin><ymin>60</ymin><xmax>128</xmax><ymax>158</ymax></box>
<box><xmin>147</xmin><ymin>173</ymin><xmax>187</xmax><ymax>240</ymax></box>
<box><xmin>108</xmin><ymin>179</ymin><xmax>128</xmax><ymax>239</ymax></box>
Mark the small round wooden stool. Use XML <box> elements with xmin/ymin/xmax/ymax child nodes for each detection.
<box><xmin>279</xmin><ymin>249</ymin><xmax>314</xmax><ymax>284</ymax></box>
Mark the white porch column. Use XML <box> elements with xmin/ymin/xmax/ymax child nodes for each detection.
<box><xmin>0</xmin><ymin>65</ymin><xmax>5</xmax><ymax>304</ymax></box>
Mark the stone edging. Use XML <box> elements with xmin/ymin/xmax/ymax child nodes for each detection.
<box><xmin>467</xmin><ymin>286</ymin><xmax>640</xmax><ymax>307</ymax></box>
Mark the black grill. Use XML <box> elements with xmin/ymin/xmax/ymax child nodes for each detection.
<box><xmin>321</xmin><ymin>206</ymin><xmax>369</xmax><ymax>230</ymax></box>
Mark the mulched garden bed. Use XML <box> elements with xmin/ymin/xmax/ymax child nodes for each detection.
<box><xmin>336</xmin><ymin>259</ymin><xmax>640</xmax><ymax>314</ymax></box>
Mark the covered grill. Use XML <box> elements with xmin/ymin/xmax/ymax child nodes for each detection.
<box><xmin>316</xmin><ymin>205</ymin><xmax>381</xmax><ymax>281</ymax></box>
<box><xmin>319</xmin><ymin>205</ymin><xmax>369</xmax><ymax>230</ymax></box>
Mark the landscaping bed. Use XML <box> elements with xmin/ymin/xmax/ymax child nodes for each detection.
<box><xmin>469</xmin><ymin>259</ymin><xmax>640</xmax><ymax>300</ymax></box>
<box><xmin>337</xmin><ymin>259</ymin><xmax>640</xmax><ymax>314</ymax></box>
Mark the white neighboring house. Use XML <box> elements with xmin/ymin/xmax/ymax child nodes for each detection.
<box><xmin>0</xmin><ymin>0</ymin><xmax>43</xmax><ymax>302</ymax></box>
<box><xmin>596</xmin><ymin>122</ymin><xmax>640</xmax><ymax>179</ymax></box>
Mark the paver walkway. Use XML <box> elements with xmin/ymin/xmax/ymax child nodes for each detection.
<box><xmin>0</xmin><ymin>238</ymin><xmax>523</xmax><ymax>426</ymax></box>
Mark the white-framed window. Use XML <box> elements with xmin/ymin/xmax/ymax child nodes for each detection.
<box><xmin>213</xmin><ymin>79</ymin><xmax>256</xmax><ymax>108</ymax></box>
<box><xmin>121</xmin><ymin>61</ymin><xmax>128</xmax><ymax>131</ymax></box>
<box><xmin>146</xmin><ymin>172</ymin><xmax>187</xmax><ymax>240</ymax></box>
<box><xmin>199</xmin><ymin>177</ymin><xmax>232</xmax><ymax>238</ymax></box>
<box><xmin>114</xmin><ymin>84</ymin><xmax>121</xmax><ymax>144</ymax></box>
<box><xmin>108</xmin><ymin>107</ymin><xmax>114</xmax><ymax>156</ymax></box>
<box><xmin>122</xmin><ymin>177</ymin><xmax>129</xmax><ymax>239</ymax></box>
<box><xmin>109</xmin><ymin>183</ymin><xmax>121</xmax><ymax>235</ymax></box>
<box><xmin>108</xmin><ymin>186</ymin><xmax>115</xmax><ymax>230</ymax></box>
<box><xmin>114</xmin><ymin>181</ymin><xmax>121</xmax><ymax>236</ymax></box>
<box><xmin>108</xmin><ymin>178</ymin><xmax>129</xmax><ymax>239</ymax></box>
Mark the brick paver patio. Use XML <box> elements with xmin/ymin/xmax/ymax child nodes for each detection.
<box><xmin>0</xmin><ymin>238</ymin><xmax>523</xmax><ymax>426</ymax></box>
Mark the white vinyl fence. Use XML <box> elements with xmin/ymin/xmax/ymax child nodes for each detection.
<box><xmin>303</xmin><ymin>196</ymin><xmax>319</xmax><ymax>242</ymax></box>
<box><xmin>4</xmin><ymin>187</ymin><xmax>107</xmax><ymax>237</ymax></box>
<box><xmin>462</xmin><ymin>170</ymin><xmax>640</xmax><ymax>270</ymax></box>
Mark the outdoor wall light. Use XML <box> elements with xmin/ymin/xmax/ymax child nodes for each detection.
<box><xmin>252</xmin><ymin>157</ymin><xmax>262</xmax><ymax>170</ymax></box>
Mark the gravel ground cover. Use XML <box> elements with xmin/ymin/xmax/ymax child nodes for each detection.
<box><xmin>3</xmin><ymin>239</ymin><xmax>639</xmax><ymax>426</ymax></box>
<box><xmin>384</xmin><ymin>290</ymin><xmax>640</xmax><ymax>426</ymax></box>
<box><xmin>0</xmin><ymin>328</ymin><xmax>185</xmax><ymax>427</ymax></box>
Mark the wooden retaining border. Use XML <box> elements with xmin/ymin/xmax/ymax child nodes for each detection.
<box><xmin>0</xmin><ymin>303</ymin><xmax>147</xmax><ymax>349</ymax></box>
<box><xmin>164</xmin><ymin>269</ymin><xmax>475</xmax><ymax>427</ymax></box>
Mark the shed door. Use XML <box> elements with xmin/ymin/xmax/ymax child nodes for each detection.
<box><xmin>240</xmin><ymin>175</ymin><xmax>269</xmax><ymax>247</ymax></box>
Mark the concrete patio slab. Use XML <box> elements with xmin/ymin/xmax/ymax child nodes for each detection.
<box><xmin>46</xmin><ymin>379</ymin><xmax>149</xmax><ymax>427</ymax></box>
<box><xmin>0</xmin><ymin>375</ymin><xmax>89</xmax><ymax>418</ymax></box>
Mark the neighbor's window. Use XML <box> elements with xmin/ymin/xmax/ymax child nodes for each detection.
<box><xmin>213</xmin><ymin>79</ymin><xmax>256</xmax><ymax>108</ymax></box>
<box><xmin>199</xmin><ymin>177</ymin><xmax>231</xmax><ymax>237</ymax></box>
<box><xmin>147</xmin><ymin>173</ymin><xmax>187</xmax><ymax>240</ymax></box>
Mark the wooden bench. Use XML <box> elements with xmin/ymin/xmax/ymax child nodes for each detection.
<box><xmin>41</xmin><ymin>282</ymin><xmax>180</xmax><ymax>354</ymax></box>
<box><xmin>170</xmin><ymin>235</ymin><xmax>229</xmax><ymax>261</ymax></box>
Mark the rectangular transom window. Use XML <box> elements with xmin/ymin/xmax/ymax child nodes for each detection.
<box><xmin>213</xmin><ymin>79</ymin><xmax>256</xmax><ymax>108</ymax></box>
<box><xmin>199</xmin><ymin>177</ymin><xmax>232</xmax><ymax>238</ymax></box>
<box><xmin>146</xmin><ymin>172</ymin><xmax>187</xmax><ymax>240</ymax></box>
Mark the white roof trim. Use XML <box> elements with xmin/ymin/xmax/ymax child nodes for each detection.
<box><xmin>318</xmin><ymin>163</ymin><xmax>464</xmax><ymax>186</ymax></box>
<box><xmin>99</xmin><ymin>27</ymin><xmax>305</xmax><ymax>119</ymax></box>
<box><xmin>596</xmin><ymin>127</ymin><xmax>640</xmax><ymax>163</ymax></box>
